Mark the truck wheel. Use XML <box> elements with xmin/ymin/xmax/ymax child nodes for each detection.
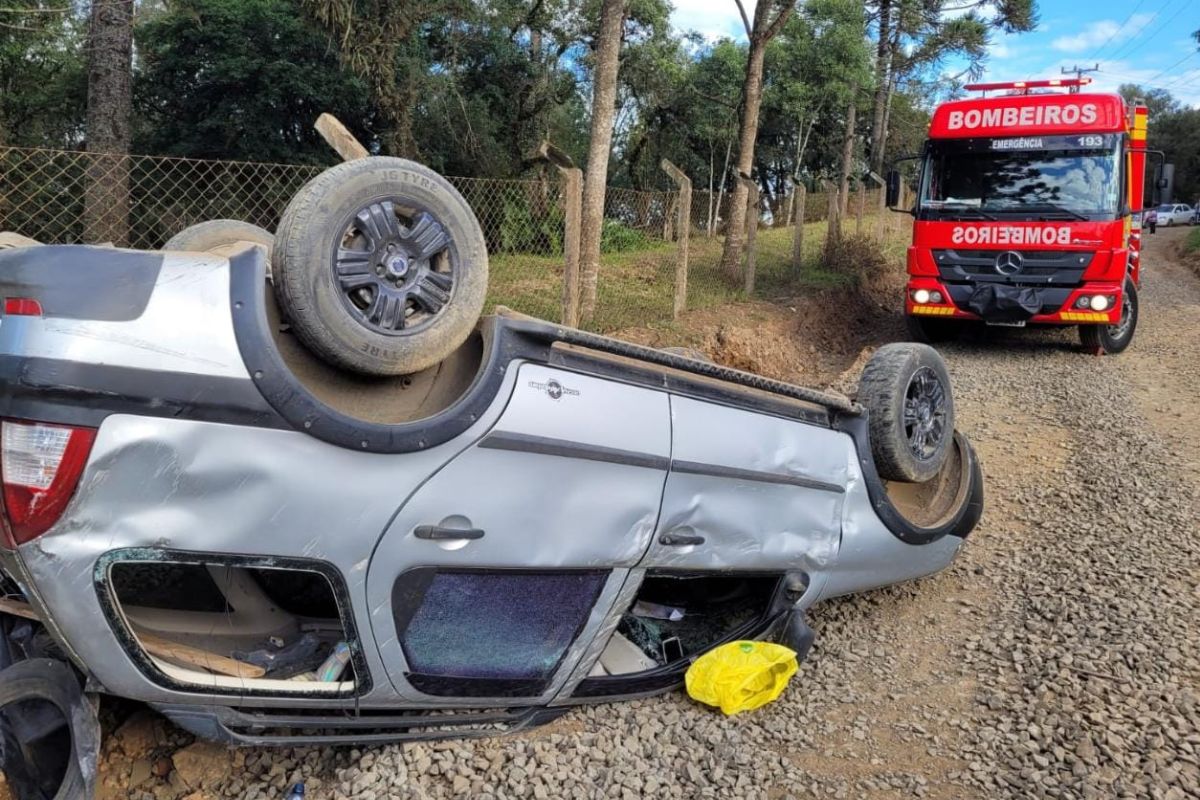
<box><xmin>905</xmin><ymin>314</ymin><xmax>958</xmax><ymax>344</ymax></box>
<box><xmin>0</xmin><ymin>659</ymin><xmax>95</xmax><ymax>800</ymax></box>
<box><xmin>858</xmin><ymin>343</ymin><xmax>956</xmax><ymax>483</ymax></box>
<box><xmin>272</xmin><ymin>157</ymin><xmax>488</xmax><ymax>376</ymax></box>
<box><xmin>164</xmin><ymin>219</ymin><xmax>274</xmax><ymax>255</ymax></box>
<box><xmin>1079</xmin><ymin>279</ymin><xmax>1138</xmax><ymax>355</ymax></box>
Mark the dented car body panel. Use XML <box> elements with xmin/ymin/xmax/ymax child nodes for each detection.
<box><xmin>0</xmin><ymin>243</ymin><xmax>983</xmax><ymax>744</ymax></box>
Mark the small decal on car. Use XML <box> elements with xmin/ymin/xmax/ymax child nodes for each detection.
<box><xmin>528</xmin><ymin>378</ymin><xmax>580</xmax><ymax>400</ymax></box>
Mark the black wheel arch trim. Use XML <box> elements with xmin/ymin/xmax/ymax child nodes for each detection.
<box><xmin>835</xmin><ymin>411</ymin><xmax>984</xmax><ymax>545</ymax></box>
<box><xmin>229</xmin><ymin>246</ymin><xmax>524</xmax><ymax>453</ymax></box>
<box><xmin>229</xmin><ymin>246</ymin><xmax>852</xmax><ymax>453</ymax></box>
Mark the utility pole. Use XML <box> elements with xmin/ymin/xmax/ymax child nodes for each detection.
<box><xmin>1061</xmin><ymin>64</ymin><xmax>1099</xmax><ymax>92</ymax></box>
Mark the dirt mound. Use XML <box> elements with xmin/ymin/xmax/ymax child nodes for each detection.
<box><xmin>615</xmin><ymin>290</ymin><xmax>900</xmax><ymax>390</ymax></box>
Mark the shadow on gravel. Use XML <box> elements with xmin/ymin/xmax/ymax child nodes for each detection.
<box><xmin>925</xmin><ymin>324</ymin><xmax>1084</xmax><ymax>357</ymax></box>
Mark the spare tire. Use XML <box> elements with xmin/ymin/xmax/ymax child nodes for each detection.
<box><xmin>164</xmin><ymin>219</ymin><xmax>274</xmax><ymax>255</ymax></box>
<box><xmin>272</xmin><ymin>157</ymin><xmax>488</xmax><ymax>376</ymax></box>
<box><xmin>857</xmin><ymin>343</ymin><xmax>955</xmax><ymax>483</ymax></box>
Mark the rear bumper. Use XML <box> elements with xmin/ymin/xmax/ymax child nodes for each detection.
<box><xmin>906</xmin><ymin>276</ymin><xmax>1122</xmax><ymax>325</ymax></box>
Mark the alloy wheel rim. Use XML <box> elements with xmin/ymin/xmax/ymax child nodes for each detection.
<box><xmin>332</xmin><ymin>200</ymin><xmax>456</xmax><ymax>336</ymax></box>
<box><xmin>903</xmin><ymin>366</ymin><xmax>949</xmax><ymax>462</ymax></box>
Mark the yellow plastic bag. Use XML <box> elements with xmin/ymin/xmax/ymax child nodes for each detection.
<box><xmin>685</xmin><ymin>640</ymin><xmax>798</xmax><ymax>716</ymax></box>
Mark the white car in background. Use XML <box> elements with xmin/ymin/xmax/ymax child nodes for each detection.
<box><xmin>1153</xmin><ymin>203</ymin><xmax>1194</xmax><ymax>226</ymax></box>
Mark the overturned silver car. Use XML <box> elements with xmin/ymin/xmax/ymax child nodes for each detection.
<box><xmin>0</xmin><ymin>158</ymin><xmax>983</xmax><ymax>796</ymax></box>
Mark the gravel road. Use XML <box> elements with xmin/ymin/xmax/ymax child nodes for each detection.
<box><xmin>99</xmin><ymin>230</ymin><xmax>1200</xmax><ymax>800</ymax></box>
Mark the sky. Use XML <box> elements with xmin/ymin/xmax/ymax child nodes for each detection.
<box><xmin>669</xmin><ymin>0</ymin><xmax>1200</xmax><ymax>107</ymax></box>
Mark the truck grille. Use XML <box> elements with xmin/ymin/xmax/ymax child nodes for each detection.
<box><xmin>933</xmin><ymin>249</ymin><xmax>1094</xmax><ymax>287</ymax></box>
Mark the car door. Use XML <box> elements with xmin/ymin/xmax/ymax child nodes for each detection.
<box><xmin>641</xmin><ymin>395</ymin><xmax>850</xmax><ymax>578</ymax></box>
<box><xmin>365</xmin><ymin>362</ymin><xmax>671</xmax><ymax>704</ymax></box>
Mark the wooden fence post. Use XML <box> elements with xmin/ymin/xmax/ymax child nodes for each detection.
<box><xmin>535</xmin><ymin>141</ymin><xmax>583</xmax><ymax>326</ymax></box>
<box><xmin>855</xmin><ymin>179</ymin><xmax>866</xmax><ymax>237</ymax></box>
<box><xmin>868</xmin><ymin>171</ymin><xmax>886</xmax><ymax>243</ymax></box>
<box><xmin>661</xmin><ymin>159</ymin><xmax>692</xmax><ymax>319</ymax></box>
<box><xmin>742</xmin><ymin>177</ymin><xmax>759</xmax><ymax>295</ymax></box>
<box><xmin>790</xmin><ymin>178</ymin><xmax>806</xmax><ymax>274</ymax></box>
<box><xmin>315</xmin><ymin>113</ymin><xmax>369</xmax><ymax>161</ymax></box>
<box><xmin>560</xmin><ymin>169</ymin><xmax>583</xmax><ymax>327</ymax></box>
<box><xmin>821</xmin><ymin>178</ymin><xmax>840</xmax><ymax>254</ymax></box>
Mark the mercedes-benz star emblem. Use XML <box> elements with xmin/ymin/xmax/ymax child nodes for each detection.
<box><xmin>994</xmin><ymin>251</ymin><xmax>1024</xmax><ymax>276</ymax></box>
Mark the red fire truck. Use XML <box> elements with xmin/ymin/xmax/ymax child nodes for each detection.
<box><xmin>887</xmin><ymin>77</ymin><xmax>1153</xmax><ymax>355</ymax></box>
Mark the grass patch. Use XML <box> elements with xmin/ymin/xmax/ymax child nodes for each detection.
<box><xmin>484</xmin><ymin>215</ymin><xmax>910</xmax><ymax>332</ymax></box>
<box><xmin>1184</xmin><ymin>227</ymin><xmax>1200</xmax><ymax>254</ymax></box>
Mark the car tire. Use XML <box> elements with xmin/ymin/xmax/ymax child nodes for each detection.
<box><xmin>164</xmin><ymin>219</ymin><xmax>274</xmax><ymax>256</ymax></box>
<box><xmin>1079</xmin><ymin>279</ymin><xmax>1138</xmax><ymax>355</ymax></box>
<box><xmin>905</xmin><ymin>314</ymin><xmax>958</xmax><ymax>344</ymax></box>
<box><xmin>0</xmin><ymin>659</ymin><xmax>93</xmax><ymax>800</ymax></box>
<box><xmin>272</xmin><ymin>157</ymin><xmax>488</xmax><ymax>376</ymax></box>
<box><xmin>858</xmin><ymin>343</ymin><xmax>956</xmax><ymax>484</ymax></box>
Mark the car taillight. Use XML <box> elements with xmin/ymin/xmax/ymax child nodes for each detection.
<box><xmin>3</xmin><ymin>298</ymin><xmax>43</xmax><ymax>316</ymax></box>
<box><xmin>0</xmin><ymin>420</ymin><xmax>96</xmax><ymax>548</ymax></box>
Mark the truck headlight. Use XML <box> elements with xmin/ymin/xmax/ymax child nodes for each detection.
<box><xmin>913</xmin><ymin>289</ymin><xmax>931</xmax><ymax>304</ymax></box>
<box><xmin>1089</xmin><ymin>295</ymin><xmax>1110</xmax><ymax>312</ymax></box>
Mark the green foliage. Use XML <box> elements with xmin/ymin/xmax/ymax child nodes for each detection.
<box><xmin>1117</xmin><ymin>84</ymin><xmax>1200</xmax><ymax>204</ymax></box>
<box><xmin>887</xmin><ymin>0</ymin><xmax>1038</xmax><ymax>82</ymax></box>
<box><xmin>1118</xmin><ymin>84</ymin><xmax>1181</xmax><ymax>121</ymax></box>
<box><xmin>0</xmin><ymin>4</ymin><xmax>86</xmax><ymax>147</ymax></box>
<box><xmin>498</xmin><ymin>196</ymin><xmax>565</xmax><ymax>255</ymax></box>
<box><xmin>1184</xmin><ymin>227</ymin><xmax>1200</xmax><ymax>255</ymax></box>
<box><xmin>134</xmin><ymin>0</ymin><xmax>372</xmax><ymax>163</ymax></box>
<box><xmin>0</xmin><ymin>0</ymin><xmax>1035</xmax><ymax>205</ymax></box>
<box><xmin>1149</xmin><ymin>107</ymin><xmax>1200</xmax><ymax>206</ymax></box>
<box><xmin>600</xmin><ymin>219</ymin><xmax>651</xmax><ymax>252</ymax></box>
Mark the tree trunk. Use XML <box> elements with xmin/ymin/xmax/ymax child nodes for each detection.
<box><xmin>578</xmin><ymin>0</ymin><xmax>626</xmax><ymax>325</ymax></box>
<box><xmin>878</xmin><ymin>73</ymin><xmax>896</xmax><ymax>167</ymax></box>
<box><xmin>838</xmin><ymin>103</ymin><xmax>857</xmax><ymax>217</ymax></box>
<box><xmin>868</xmin><ymin>0</ymin><xmax>892</xmax><ymax>175</ymax></box>
<box><xmin>714</xmin><ymin>137</ymin><xmax>733</xmax><ymax>236</ymax></box>
<box><xmin>706</xmin><ymin>142</ymin><xmax>716</xmax><ymax>237</ymax></box>
<box><xmin>718</xmin><ymin>36</ymin><xmax>769</xmax><ymax>280</ymax></box>
<box><xmin>84</xmin><ymin>0</ymin><xmax>133</xmax><ymax>246</ymax></box>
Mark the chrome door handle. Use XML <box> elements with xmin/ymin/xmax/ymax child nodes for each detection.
<box><xmin>659</xmin><ymin>531</ymin><xmax>705</xmax><ymax>546</ymax></box>
<box><xmin>414</xmin><ymin>525</ymin><xmax>485</xmax><ymax>541</ymax></box>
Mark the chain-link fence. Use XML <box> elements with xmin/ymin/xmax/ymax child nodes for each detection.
<box><xmin>451</xmin><ymin>174</ymin><xmax>568</xmax><ymax>324</ymax></box>
<box><xmin>1</xmin><ymin>146</ymin><xmax>910</xmax><ymax>335</ymax></box>
<box><xmin>0</xmin><ymin>146</ymin><xmax>323</xmax><ymax>249</ymax></box>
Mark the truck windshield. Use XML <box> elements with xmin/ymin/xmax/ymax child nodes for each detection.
<box><xmin>919</xmin><ymin>138</ymin><xmax>1122</xmax><ymax>220</ymax></box>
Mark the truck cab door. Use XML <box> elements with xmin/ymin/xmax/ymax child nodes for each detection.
<box><xmin>364</xmin><ymin>363</ymin><xmax>670</xmax><ymax>704</ymax></box>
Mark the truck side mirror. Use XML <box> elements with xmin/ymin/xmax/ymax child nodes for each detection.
<box><xmin>885</xmin><ymin>170</ymin><xmax>901</xmax><ymax>208</ymax></box>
